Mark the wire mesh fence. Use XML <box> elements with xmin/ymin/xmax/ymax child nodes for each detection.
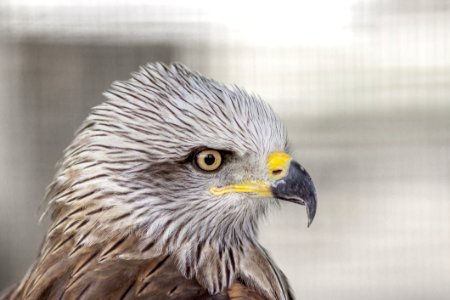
<box><xmin>0</xmin><ymin>1</ymin><xmax>449</xmax><ymax>299</ymax></box>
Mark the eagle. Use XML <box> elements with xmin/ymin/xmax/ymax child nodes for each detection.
<box><xmin>1</xmin><ymin>63</ymin><xmax>317</xmax><ymax>300</ymax></box>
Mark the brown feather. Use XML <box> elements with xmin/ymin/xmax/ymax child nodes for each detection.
<box><xmin>228</xmin><ymin>282</ymin><xmax>267</xmax><ymax>300</ymax></box>
<box><xmin>3</xmin><ymin>231</ymin><xmax>269</xmax><ymax>300</ymax></box>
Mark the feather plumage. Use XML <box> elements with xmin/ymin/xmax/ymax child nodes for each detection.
<box><xmin>2</xmin><ymin>63</ymin><xmax>297</xmax><ymax>300</ymax></box>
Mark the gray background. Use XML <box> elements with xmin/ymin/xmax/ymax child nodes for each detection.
<box><xmin>0</xmin><ymin>1</ymin><xmax>449</xmax><ymax>299</ymax></box>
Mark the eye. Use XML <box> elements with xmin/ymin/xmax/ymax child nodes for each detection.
<box><xmin>195</xmin><ymin>149</ymin><xmax>223</xmax><ymax>172</ymax></box>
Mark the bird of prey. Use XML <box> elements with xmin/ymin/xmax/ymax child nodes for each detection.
<box><xmin>1</xmin><ymin>63</ymin><xmax>317</xmax><ymax>300</ymax></box>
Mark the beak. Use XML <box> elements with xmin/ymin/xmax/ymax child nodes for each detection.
<box><xmin>271</xmin><ymin>160</ymin><xmax>317</xmax><ymax>227</ymax></box>
<box><xmin>210</xmin><ymin>151</ymin><xmax>317</xmax><ymax>227</ymax></box>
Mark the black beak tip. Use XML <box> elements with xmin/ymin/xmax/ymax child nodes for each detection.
<box><xmin>271</xmin><ymin>160</ymin><xmax>317</xmax><ymax>228</ymax></box>
<box><xmin>306</xmin><ymin>192</ymin><xmax>317</xmax><ymax>228</ymax></box>
<box><xmin>306</xmin><ymin>203</ymin><xmax>316</xmax><ymax>227</ymax></box>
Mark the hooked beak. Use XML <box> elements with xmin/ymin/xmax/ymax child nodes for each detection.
<box><xmin>210</xmin><ymin>151</ymin><xmax>317</xmax><ymax>227</ymax></box>
<box><xmin>270</xmin><ymin>160</ymin><xmax>317</xmax><ymax>227</ymax></box>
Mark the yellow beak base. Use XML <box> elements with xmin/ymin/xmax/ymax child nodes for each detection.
<box><xmin>209</xmin><ymin>151</ymin><xmax>292</xmax><ymax>197</ymax></box>
<box><xmin>209</xmin><ymin>180</ymin><xmax>271</xmax><ymax>197</ymax></box>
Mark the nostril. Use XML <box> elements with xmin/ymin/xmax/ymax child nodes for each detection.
<box><xmin>272</xmin><ymin>169</ymin><xmax>283</xmax><ymax>176</ymax></box>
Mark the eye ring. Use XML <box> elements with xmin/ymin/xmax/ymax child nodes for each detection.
<box><xmin>195</xmin><ymin>149</ymin><xmax>223</xmax><ymax>172</ymax></box>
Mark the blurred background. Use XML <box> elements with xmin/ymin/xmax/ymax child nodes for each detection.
<box><xmin>0</xmin><ymin>0</ymin><xmax>449</xmax><ymax>299</ymax></box>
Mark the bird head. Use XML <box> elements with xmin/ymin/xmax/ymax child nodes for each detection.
<box><xmin>46</xmin><ymin>63</ymin><xmax>316</xmax><ymax>255</ymax></box>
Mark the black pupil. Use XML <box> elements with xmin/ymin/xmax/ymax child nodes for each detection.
<box><xmin>204</xmin><ymin>154</ymin><xmax>216</xmax><ymax>166</ymax></box>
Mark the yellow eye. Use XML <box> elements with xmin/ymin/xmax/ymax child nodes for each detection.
<box><xmin>195</xmin><ymin>149</ymin><xmax>223</xmax><ymax>171</ymax></box>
